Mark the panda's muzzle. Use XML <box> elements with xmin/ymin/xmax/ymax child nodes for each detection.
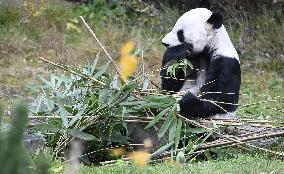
<box><xmin>162</xmin><ymin>43</ymin><xmax>193</xmax><ymax>65</ymax></box>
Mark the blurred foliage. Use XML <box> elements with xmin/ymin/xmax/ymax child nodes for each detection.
<box><xmin>0</xmin><ymin>102</ymin><xmax>50</xmax><ymax>174</ymax></box>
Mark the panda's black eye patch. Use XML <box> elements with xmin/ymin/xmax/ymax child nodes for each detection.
<box><xmin>177</xmin><ymin>30</ymin><xmax>185</xmax><ymax>43</ymax></box>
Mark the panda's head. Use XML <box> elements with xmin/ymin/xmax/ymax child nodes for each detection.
<box><xmin>162</xmin><ymin>8</ymin><xmax>224</xmax><ymax>55</ymax></box>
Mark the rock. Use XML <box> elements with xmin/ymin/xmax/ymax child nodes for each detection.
<box><xmin>24</xmin><ymin>134</ymin><xmax>45</xmax><ymax>153</ymax></box>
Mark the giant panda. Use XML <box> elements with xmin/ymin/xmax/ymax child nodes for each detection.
<box><xmin>160</xmin><ymin>3</ymin><xmax>241</xmax><ymax>119</ymax></box>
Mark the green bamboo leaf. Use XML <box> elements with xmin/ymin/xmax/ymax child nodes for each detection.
<box><xmin>150</xmin><ymin>141</ymin><xmax>174</xmax><ymax>158</ymax></box>
<box><xmin>199</xmin><ymin>132</ymin><xmax>213</xmax><ymax>145</ymax></box>
<box><xmin>175</xmin><ymin>118</ymin><xmax>183</xmax><ymax>150</ymax></box>
<box><xmin>169</xmin><ymin>119</ymin><xmax>177</xmax><ymax>143</ymax></box>
<box><xmin>144</xmin><ymin>96</ymin><xmax>176</xmax><ymax>107</ymax></box>
<box><xmin>133</xmin><ymin>102</ymin><xmax>167</xmax><ymax>110</ymax></box>
<box><xmin>68</xmin><ymin>129</ymin><xmax>99</xmax><ymax>141</ymax></box>
<box><xmin>120</xmin><ymin>101</ymin><xmax>148</xmax><ymax>106</ymax></box>
<box><xmin>144</xmin><ymin>107</ymin><xmax>171</xmax><ymax>129</ymax></box>
<box><xmin>69</xmin><ymin>109</ymin><xmax>86</xmax><ymax>127</ymax></box>
<box><xmin>98</xmin><ymin>89</ymin><xmax>109</xmax><ymax>106</ymax></box>
<box><xmin>158</xmin><ymin>114</ymin><xmax>174</xmax><ymax>139</ymax></box>
<box><xmin>35</xmin><ymin>96</ymin><xmax>44</xmax><ymax>114</ymax></box>
<box><xmin>112</xmin><ymin>83</ymin><xmax>138</xmax><ymax>104</ymax></box>
<box><xmin>171</xmin><ymin>103</ymin><xmax>177</xmax><ymax>117</ymax></box>
<box><xmin>57</xmin><ymin>98</ymin><xmax>69</xmax><ymax>128</ymax></box>
<box><xmin>92</xmin><ymin>61</ymin><xmax>110</xmax><ymax>80</ymax></box>
<box><xmin>90</xmin><ymin>53</ymin><xmax>100</xmax><ymax>74</ymax></box>
<box><xmin>33</xmin><ymin>123</ymin><xmax>63</xmax><ymax>133</ymax></box>
<box><xmin>187</xmin><ymin>132</ymin><xmax>213</xmax><ymax>153</ymax></box>
<box><xmin>144</xmin><ymin>95</ymin><xmax>175</xmax><ymax>103</ymax></box>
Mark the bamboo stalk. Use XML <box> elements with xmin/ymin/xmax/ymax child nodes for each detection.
<box><xmin>199</xmin><ymin>130</ymin><xmax>284</xmax><ymax>149</ymax></box>
<box><xmin>79</xmin><ymin>16</ymin><xmax>128</xmax><ymax>83</ymax></box>
<box><xmin>28</xmin><ymin>115</ymin><xmax>275</xmax><ymax>127</ymax></box>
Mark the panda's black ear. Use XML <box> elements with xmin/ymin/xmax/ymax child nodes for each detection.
<box><xmin>207</xmin><ymin>12</ymin><xmax>223</xmax><ymax>29</ymax></box>
<box><xmin>197</xmin><ymin>0</ymin><xmax>211</xmax><ymax>9</ymax></box>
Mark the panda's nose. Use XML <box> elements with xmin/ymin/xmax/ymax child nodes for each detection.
<box><xmin>162</xmin><ymin>42</ymin><xmax>169</xmax><ymax>48</ymax></box>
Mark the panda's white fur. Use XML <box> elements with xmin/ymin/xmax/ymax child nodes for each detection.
<box><xmin>162</xmin><ymin>8</ymin><xmax>239</xmax><ymax>60</ymax></box>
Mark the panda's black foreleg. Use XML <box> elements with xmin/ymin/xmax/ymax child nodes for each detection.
<box><xmin>179</xmin><ymin>92</ymin><xmax>221</xmax><ymax>118</ymax></box>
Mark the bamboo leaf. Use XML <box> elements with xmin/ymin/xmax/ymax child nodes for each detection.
<box><xmin>35</xmin><ymin>96</ymin><xmax>44</xmax><ymax>114</ymax></box>
<box><xmin>133</xmin><ymin>102</ymin><xmax>172</xmax><ymax>110</ymax></box>
<box><xmin>90</xmin><ymin>53</ymin><xmax>100</xmax><ymax>74</ymax></box>
<box><xmin>120</xmin><ymin>101</ymin><xmax>148</xmax><ymax>106</ymax></box>
<box><xmin>171</xmin><ymin>103</ymin><xmax>177</xmax><ymax>117</ymax></box>
<box><xmin>112</xmin><ymin>83</ymin><xmax>138</xmax><ymax>105</ymax></box>
<box><xmin>175</xmin><ymin>118</ymin><xmax>183</xmax><ymax>150</ymax></box>
<box><xmin>144</xmin><ymin>107</ymin><xmax>171</xmax><ymax>129</ymax></box>
<box><xmin>169</xmin><ymin>119</ymin><xmax>177</xmax><ymax>143</ymax></box>
<box><xmin>150</xmin><ymin>141</ymin><xmax>174</xmax><ymax>158</ymax></box>
<box><xmin>33</xmin><ymin>123</ymin><xmax>63</xmax><ymax>133</ymax></box>
<box><xmin>194</xmin><ymin>132</ymin><xmax>213</xmax><ymax>151</ymax></box>
<box><xmin>57</xmin><ymin>98</ymin><xmax>69</xmax><ymax>128</ymax></box>
<box><xmin>68</xmin><ymin>109</ymin><xmax>86</xmax><ymax>127</ymax></box>
<box><xmin>68</xmin><ymin>129</ymin><xmax>99</xmax><ymax>141</ymax></box>
<box><xmin>144</xmin><ymin>95</ymin><xmax>176</xmax><ymax>104</ymax></box>
<box><xmin>92</xmin><ymin>61</ymin><xmax>110</xmax><ymax>80</ymax></box>
<box><xmin>158</xmin><ymin>114</ymin><xmax>174</xmax><ymax>139</ymax></box>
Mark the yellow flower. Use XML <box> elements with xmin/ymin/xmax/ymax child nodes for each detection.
<box><xmin>119</xmin><ymin>41</ymin><xmax>138</xmax><ymax>80</ymax></box>
<box><xmin>128</xmin><ymin>150</ymin><xmax>150</xmax><ymax>168</ymax></box>
<box><xmin>121</xmin><ymin>41</ymin><xmax>135</xmax><ymax>56</ymax></box>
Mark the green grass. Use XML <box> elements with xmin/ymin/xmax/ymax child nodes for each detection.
<box><xmin>49</xmin><ymin>155</ymin><xmax>284</xmax><ymax>174</ymax></box>
<box><xmin>237</xmin><ymin>70</ymin><xmax>284</xmax><ymax>120</ymax></box>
